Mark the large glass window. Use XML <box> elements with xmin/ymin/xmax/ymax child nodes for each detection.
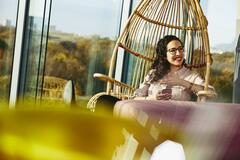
<box><xmin>120</xmin><ymin>0</ymin><xmax>140</xmax><ymax>84</ymax></box>
<box><xmin>17</xmin><ymin>0</ymin><xmax>52</xmax><ymax>103</ymax></box>
<box><xmin>201</xmin><ymin>0</ymin><xmax>237</xmax><ymax>103</ymax></box>
<box><xmin>42</xmin><ymin>0</ymin><xmax>123</xmax><ymax>105</ymax></box>
<box><xmin>0</xmin><ymin>0</ymin><xmax>18</xmax><ymax>102</ymax></box>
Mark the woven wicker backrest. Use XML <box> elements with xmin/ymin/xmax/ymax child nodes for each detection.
<box><xmin>106</xmin><ymin>0</ymin><xmax>211</xmax><ymax>96</ymax></box>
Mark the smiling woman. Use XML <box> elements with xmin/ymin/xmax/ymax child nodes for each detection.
<box><xmin>133</xmin><ymin>35</ymin><xmax>216</xmax><ymax>101</ymax></box>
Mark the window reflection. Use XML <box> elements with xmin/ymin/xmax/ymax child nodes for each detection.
<box><xmin>43</xmin><ymin>0</ymin><xmax>123</xmax><ymax>105</ymax></box>
<box><xmin>18</xmin><ymin>0</ymin><xmax>51</xmax><ymax>103</ymax></box>
<box><xmin>0</xmin><ymin>0</ymin><xmax>18</xmax><ymax>102</ymax></box>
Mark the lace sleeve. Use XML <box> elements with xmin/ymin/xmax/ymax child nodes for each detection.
<box><xmin>133</xmin><ymin>69</ymin><xmax>155</xmax><ymax>97</ymax></box>
<box><xmin>187</xmin><ymin>71</ymin><xmax>216</xmax><ymax>92</ymax></box>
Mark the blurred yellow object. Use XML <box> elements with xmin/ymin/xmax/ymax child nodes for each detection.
<box><xmin>5</xmin><ymin>101</ymin><xmax>240</xmax><ymax>160</ymax></box>
<box><xmin>0</xmin><ymin>103</ymin><xmax>133</xmax><ymax>160</ymax></box>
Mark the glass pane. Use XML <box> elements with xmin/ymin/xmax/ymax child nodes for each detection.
<box><xmin>43</xmin><ymin>0</ymin><xmax>123</xmax><ymax>105</ymax></box>
<box><xmin>19</xmin><ymin>0</ymin><xmax>51</xmax><ymax>102</ymax></box>
<box><xmin>131</xmin><ymin>0</ymin><xmax>141</xmax><ymax>12</ymax></box>
<box><xmin>0</xmin><ymin>0</ymin><xmax>18</xmax><ymax>102</ymax></box>
<box><xmin>202</xmin><ymin>0</ymin><xmax>237</xmax><ymax>103</ymax></box>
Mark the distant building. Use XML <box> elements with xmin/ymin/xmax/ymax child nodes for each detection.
<box><xmin>235</xmin><ymin>2</ymin><xmax>240</xmax><ymax>38</ymax></box>
<box><xmin>49</xmin><ymin>25</ymin><xmax>56</xmax><ymax>32</ymax></box>
<box><xmin>236</xmin><ymin>0</ymin><xmax>240</xmax><ymax>36</ymax></box>
<box><xmin>3</xmin><ymin>19</ymin><xmax>12</xmax><ymax>27</ymax></box>
<box><xmin>237</xmin><ymin>19</ymin><xmax>240</xmax><ymax>37</ymax></box>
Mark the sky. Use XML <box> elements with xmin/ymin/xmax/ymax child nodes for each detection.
<box><xmin>49</xmin><ymin>0</ymin><xmax>238</xmax><ymax>48</ymax></box>
<box><xmin>203</xmin><ymin>0</ymin><xmax>238</xmax><ymax>46</ymax></box>
<box><xmin>0</xmin><ymin>0</ymin><xmax>238</xmax><ymax>48</ymax></box>
<box><xmin>0</xmin><ymin>0</ymin><xmax>18</xmax><ymax>25</ymax></box>
<box><xmin>50</xmin><ymin>0</ymin><xmax>122</xmax><ymax>38</ymax></box>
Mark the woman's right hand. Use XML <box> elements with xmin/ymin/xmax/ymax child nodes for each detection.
<box><xmin>155</xmin><ymin>91</ymin><xmax>172</xmax><ymax>100</ymax></box>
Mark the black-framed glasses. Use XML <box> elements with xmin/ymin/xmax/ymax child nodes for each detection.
<box><xmin>167</xmin><ymin>46</ymin><xmax>184</xmax><ymax>55</ymax></box>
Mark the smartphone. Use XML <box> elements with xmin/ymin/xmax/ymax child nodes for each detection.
<box><xmin>162</xmin><ymin>88</ymin><xmax>172</xmax><ymax>94</ymax></box>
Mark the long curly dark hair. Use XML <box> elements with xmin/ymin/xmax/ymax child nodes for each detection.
<box><xmin>151</xmin><ymin>35</ymin><xmax>184</xmax><ymax>82</ymax></box>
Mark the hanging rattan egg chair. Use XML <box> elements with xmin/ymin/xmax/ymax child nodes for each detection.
<box><xmin>87</xmin><ymin>0</ymin><xmax>216</xmax><ymax>111</ymax></box>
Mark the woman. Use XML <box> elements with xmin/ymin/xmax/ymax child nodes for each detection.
<box><xmin>134</xmin><ymin>35</ymin><xmax>215</xmax><ymax>101</ymax></box>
